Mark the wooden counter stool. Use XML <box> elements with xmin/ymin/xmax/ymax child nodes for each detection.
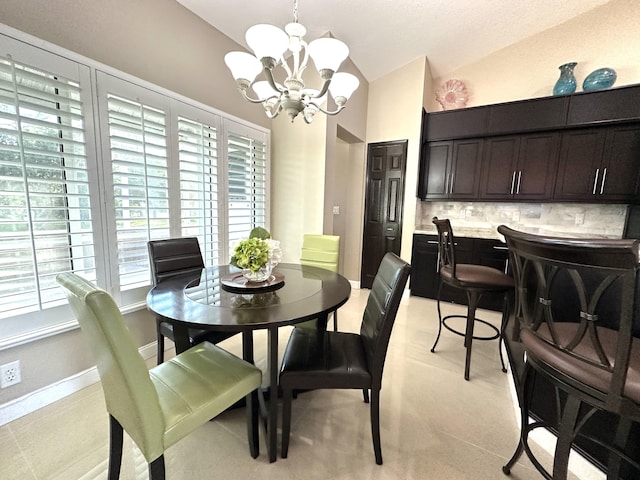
<box><xmin>431</xmin><ymin>217</ymin><xmax>514</xmax><ymax>380</ymax></box>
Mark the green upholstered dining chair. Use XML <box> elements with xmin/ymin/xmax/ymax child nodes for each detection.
<box><xmin>280</xmin><ymin>252</ymin><xmax>410</xmax><ymax>465</ymax></box>
<box><xmin>148</xmin><ymin>237</ymin><xmax>237</xmax><ymax>364</ymax></box>
<box><xmin>299</xmin><ymin>234</ymin><xmax>341</xmax><ymax>330</ymax></box>
<box><xmin>56</xmin><ymin>272</ymin><xmax>262</xmax><ymax>480</ymax></box>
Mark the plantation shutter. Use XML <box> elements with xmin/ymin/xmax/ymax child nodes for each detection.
<box><xmin>0</xmin><ymin>54</ymin><xmax>95</xmax><ymax>320</ymax></box>
<box><xmin>177</xmin><ymin>115</ymin><xmax>221</xmax><ymax>266</ymax></box>
<box><xmin>106</xmin><ymin>93</ymin><xmax>169</xmax><ymax>291</ymax></box>
<box><xmin>226</xmin><ymin>127</ymin><xmax>267</xmax><ymax>250</ymax></box>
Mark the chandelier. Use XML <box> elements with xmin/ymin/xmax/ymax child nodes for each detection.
<box><xmin>224</xmin><ymin>0</ymin><xmax>359</xmax><ymax>123</ymax></box>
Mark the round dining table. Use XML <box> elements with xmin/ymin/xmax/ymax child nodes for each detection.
<box><xmin>146</xmin><ymin>263</ymin><xmax>351</xmax><ymax>463</ymax></box>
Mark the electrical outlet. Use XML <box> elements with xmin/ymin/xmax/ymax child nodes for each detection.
<box><xmin>1</xmin><ymin>360</ymin><xmax>21</xmax><ymax>388</ymax></box>
<box><xmin>575</xmin><ymin>213</ymin><xmax>585</xmax><ymax>225</ymax></box>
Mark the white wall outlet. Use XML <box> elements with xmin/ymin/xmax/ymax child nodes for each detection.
<box><xmin>332</xmin><ymin>205</ymin><xmax>340</xmax><ymax>215</ymax></box>
<box><xmin>1</xmin><ymin>360</ymin><xmax>21</xmax><ymax>388</ymax></box>
<box><xmin>575</xmin><ymin>213</ymin><xmax>585</xmax><ymax>225</ymax></box>
<box><xmin>512</xmin><ymin>211</ymin><xmax>520</xmax><ymax>222</ymax></box>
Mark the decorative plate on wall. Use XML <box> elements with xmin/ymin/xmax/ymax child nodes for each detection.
<box><xmin>435</xmin><ymin>79</ymin><xmax>469</xmax><ymax>110</ymax></box>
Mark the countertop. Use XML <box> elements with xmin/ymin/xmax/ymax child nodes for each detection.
<box><xmin>414</xmin><ymin>224</ymin><xmax>623</xmax><ymax>241</ymax></box>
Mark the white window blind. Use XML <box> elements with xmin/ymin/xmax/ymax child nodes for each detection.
<box><xmin>178</xmin><ymin>115</ymin><xmax>221</xmax><ymax>266</ymax></box>
<box><xmin>226</xmin><ymin>126</ymin><xmax>268</xmax><ymax>250</ymax></box>
<box><xmin>106</xmin><ymin>93</ymin><xmax>169</xmax><ymax>291</ymax></box>
<box><xmin>0</xmin><ymin>54</ymin><xmax>95</xmax><ymax>320</ymax></box>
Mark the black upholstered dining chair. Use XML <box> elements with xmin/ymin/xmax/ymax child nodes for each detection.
<box><xmin>498</xmin><ymin>225</ymin><xmax>640</xmax><ymax>480</ymax></box>
<box><xmin>279</xmin><ymin>252</ymin><xmax>410</xmax><ymax>465</ymax></box>
<box><xmin>431</xmin><ymin>217</ymin><xmax>514</xmax><ymax>380</ymax></box>
<box><xmin>148</xmin><ymin>237</ymin><xmax>237</xmax><ymax>363</ymax></box>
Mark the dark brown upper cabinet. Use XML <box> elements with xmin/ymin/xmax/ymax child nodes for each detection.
<box><xmin>555</xmin><ymin>125</ymin><xmax>640</xmax><ymax>202</ymax></box>
<box><xmin>419</xmin><ymin>83</ymin><xmax>640</xmax><ymax>204</ymax></box>
<box><xmin>479</xmin><ymin>133</ymin><xmax>560</xmax><ymax>201</ymax></box>
<box><xmin>421</xmin><ymin>139</ymin><xmax>483</xmax><ymax>200</ymax></box>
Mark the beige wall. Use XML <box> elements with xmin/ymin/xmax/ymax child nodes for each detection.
<box><xmin>429</xmin><ymin>0</ymin><xmax>640</xmax><ymax>110</ymax></box>
<box><xmin>365</xmin><ymin>57</ymin><xmax>428</xmax><ymax>262</ymax></box>
<box><xmin>0</xmin><ymin>0</ymin><xmax>269</xmax><ymax>128</ymax></box>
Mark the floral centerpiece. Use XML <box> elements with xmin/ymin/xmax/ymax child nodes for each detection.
<box><xmin>230</xmin><ymin>227</ymin><xmax>282</xmax><ymax>282</ymax></box>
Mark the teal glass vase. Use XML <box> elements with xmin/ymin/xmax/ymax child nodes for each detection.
<box><xmin>583</xmin><ymin>68</ymin><xmax>617</xmax><ymax>92</ymax></box>
<box><xmin>553</xmin><ymin>62</ymin><xmax>577</xmax><ymax>96</ymax></box>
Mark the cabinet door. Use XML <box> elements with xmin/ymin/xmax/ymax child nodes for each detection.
<box><xmin>554</xmin><ymin>129</ymin><xmax>606</xmax><ymax>201</ymax></box>
<box><xmin>410</xmin><ymin>235</ymin><xmax>440</xmax><ymax>297</ymax></box>
<box><xmin>515</xmin><ymin>133</ymin><xmax>560</xmax><ymax>200</ymax></box>
<box><xmin>599</xmin><ymin>125</ymin><xmax>640</xmax><ymax>202</ymax></box>
<box><xmin>479</xmin><ymin>136</ymin><xmax>519</xmax><ymax>199</ymax></box>
<box><xmin>422</xmin><ymin>141</ymin><xmax>451</xmax><ymax>199</ymax></box>
<box><xmin>449</xmin><ymin>139</ymin><xmax>483</xmax><ymax>199</ymax></box>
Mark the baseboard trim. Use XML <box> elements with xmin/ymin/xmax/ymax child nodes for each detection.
<box><xmin>0</xmin><ymin>342</ymin><xmax>157</xmax><ymax>426</ymax></box>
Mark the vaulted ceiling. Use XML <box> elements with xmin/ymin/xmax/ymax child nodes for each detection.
<box><xmin>175</xmin><ymin>0</ymin><xmax>612</xmax><ymax>82</ymax></box>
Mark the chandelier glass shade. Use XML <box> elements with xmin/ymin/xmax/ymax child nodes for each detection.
<box><xmin>224</xmin><ymin>1</ymin><xmax>359</xmax><ymax>123</ymax></box>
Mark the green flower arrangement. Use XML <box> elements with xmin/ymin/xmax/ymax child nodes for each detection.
<box><xmin>230</xmin><ymin>237</ymin><xmax>270</xmax><ymax>272</ymax></box>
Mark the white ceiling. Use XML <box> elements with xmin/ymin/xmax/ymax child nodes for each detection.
<box><xmin>175</xmin><ymin>0</ymin><xmax>611</xmax><ymax>82</ymax></box>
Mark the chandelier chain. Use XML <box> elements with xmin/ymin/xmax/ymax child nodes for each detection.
<box><xmin>293</xmin><ymin>0</ymin><xmax>299</xmax><ymax>23</ymax></box>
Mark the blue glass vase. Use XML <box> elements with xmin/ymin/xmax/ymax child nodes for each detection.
<box><xmin>583</xmin><ymin>67</ymin><xmax>617</xmax><ymax>92</ymax></box>
<box><xmin>553</xmin><ymin>62</ymin><xmax>577</xmax><ymax>96</ymax></box>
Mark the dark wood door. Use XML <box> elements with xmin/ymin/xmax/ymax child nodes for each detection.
<box><xmin>422</xmin><ymin>141</ymin><xmax>451</xmax><ymax>199</ymax></box>
<box><xmin>600</xmin><ymin>125</ymin><xmax>640</xmax><ymax>202</ymax></box>
<box><xmin>361</xmin><ymin>140</ymin><xmax>407</xmax><ymax>289</ymax></box>
<box><xmin>554</xmin><ymin>129</ymin><xmax>606</xmax><ymax>201</ymax></box>
<box><xmin>515</xmin><ymin>132</ymin><xmax>560</xmax><ymax>200</ymax></box>
<box><xmin>480</xmin><ymin>136</ymin><xmax>519</xmax><ymax>199</ymax></box>
<box><xmin>449</xmin><ymin>139</ymin><xmax>483</xmax><ymax>199</ymax></box>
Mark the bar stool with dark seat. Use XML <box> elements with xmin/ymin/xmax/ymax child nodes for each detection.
<box><xmin>498</xmin><ymin>225</ymin><xmax>640</xmax><ymax>480</ymax></box>
<box><xmin>431</xmin><ymin>217</ymin><xmax>514</xmax><ymax>380</ymax></box>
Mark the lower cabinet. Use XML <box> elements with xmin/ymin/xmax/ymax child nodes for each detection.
<box><xmin>410</xmin><ymin>234</ymin><xmax>509</xmax><ymax>312</ymax></box>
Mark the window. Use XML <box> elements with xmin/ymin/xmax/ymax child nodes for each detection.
<box><xmin>0</xmin><ymin>31</ymin><xmax>269</xmax><ymax>345</ymax></box>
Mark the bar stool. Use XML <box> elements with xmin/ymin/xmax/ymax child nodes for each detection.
<box><xmin>431</xmin><ymin>217</ymin><xmax>513</xmax><ymax>380</ymax></box>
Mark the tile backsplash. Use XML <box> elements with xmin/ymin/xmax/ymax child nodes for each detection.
<box><xmin>415</xmin><ymin>201</ymin><xmax>629</xmax><ymax>239</ymax></box>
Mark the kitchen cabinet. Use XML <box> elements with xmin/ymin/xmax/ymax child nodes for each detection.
<box><xmin>479</xmin><ymin>132</ymin><xmax>560</xmax><ymax>201</ymax></box>
<box><xmin>421</xmin><ymin>139</ymin><xmax>483</xmax><ymax>200</ymax></box>
<box><xmin>418</xmin><ymin>83</ymin><xmax>640</xmax><ymax>204</ymax></box>
<box><xmin>555</xmin><ymin>125</ymin><xmax>640</xmax><ymax>202</ymax></box>
<box><xmin>410</xmin><ymin>234</ymin><xmax>509</xmax><ymax>311</ymax></box>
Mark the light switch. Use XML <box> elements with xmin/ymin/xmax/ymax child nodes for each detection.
<box><xmin>333</xmin><ymin>206</ymin><xmax>340</xmax><ymax>215</ymax></box>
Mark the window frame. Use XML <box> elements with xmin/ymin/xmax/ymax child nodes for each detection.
<box><xmin>0</xmin><ymin>25</ymin><xmax>270</xmax><ymax>349</ymax></box>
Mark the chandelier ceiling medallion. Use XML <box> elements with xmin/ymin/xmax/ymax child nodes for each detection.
<box><xmin>224</xmin><ymin>0</ymin><xmax>359</xmax><ymax>123</ymax></box>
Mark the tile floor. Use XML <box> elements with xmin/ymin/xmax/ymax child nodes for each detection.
<box><xmin>0</xmin><ymin>289</ymin><xmax>602</xmax><ymax>479</ymax></box>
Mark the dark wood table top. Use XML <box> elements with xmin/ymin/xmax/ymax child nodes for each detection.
<box><xmin>146</xmin><ymin>263</ymin><xmax>352</xmax><ymax>332</ymax></box>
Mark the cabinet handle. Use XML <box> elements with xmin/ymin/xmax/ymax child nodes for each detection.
<box><xmin>516</xmin><ymin>171</ymin><xmax>522</xmax><ymax>194</ymax></box>
<box><xmin>510</xmin><ymin>171</ymin><xmax>516</xmax><ymax>194</ymax></box>
<box><xmin>600</xmin><ymin>167</ymin><xmax>607</xmax><ymax>195</ymax></box>
<box><xmin>449</xmin><ymin>172</ymin><xmax>455</xmax><ymax>194</ymax></box>
<box><xmin>426</xmin><ymin>240</ymin><xmax>439</xmax><ymax>244</ymax></box>
<box><xmin>592</xmin><ymin>168</ymin><xmax>600</xmax><ymax>195</ymax></box>
<box><xmin>493</xmin><ymin>246</ymin><xmax>509</xmax><ymax>251</ymax></box>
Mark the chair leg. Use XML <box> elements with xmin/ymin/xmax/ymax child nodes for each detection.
<box><xmin>333</xmin><ymin>310</ymin><xmax>338</xmax><ymax>331</ymax></box>
<box><xmin>464</xmin><ymin>291</ymin><xmax>480</xmax><ymax>381</ymax></box>
<box><xmin>498</xmin><ymin>293</ymin><xmax>510</xmax><ymax>373</ymax></box>
<box><xmin>281</xmin><ymin>388</ymin><xmax>293</xmax><ymax>458</ymax></box>
<box><xmin>431</xmin><ymin>282</ymin><xmax>445</xmax><ymax>353</ymax></box>
<box><xmin>108</xmin><ymin>415</ymin><xmax>123</xmax><ymax>480</ymax></box>
<box><xmin>553</xmin><ymin>395</ymin><xmax>582</xmax><ymax>480</ymax></box>
<box><xmin>156</xmin><ymin>320</ymin><xmax>165</xmax><ymax>364</ymax></box>
<box><xmin>362</xmin><ymin>389</ymin><xmax>370</xmax><ymax>403</ymax></box>
<box><xmin>148</xmin><ymin>455</ymin><xmax>165</xmax><ymax>480</ymax></box>
<box><xmin>502</xmin><ymin>363</ymin><xmax>533</xmax><ymax>475</ymax></box>
<box><xmin>246</xmin><ymin>390</ymin><xmax>259</xmax><ymax>458</ymax></box>
<box><xmin>370</xmin><ymin>388</ymin><xmax>383</xmax><ymax>465</ymax></box>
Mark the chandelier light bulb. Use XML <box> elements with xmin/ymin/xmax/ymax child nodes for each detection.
<box><xmin>224</xmin><ymin>52</ymin><xmax>262</xmax><ymax>84</ymax></box>
<box><xmin>246</xmin><ymin>24</ymin><xmax>289</xmax><ymax>61</ymax></box>
<box><xmin>308</xmin><ymin>38</ymin><xmax>349</xmax><ymax>73</ymax></box>
<box><xmin>329</xmin><ymin>72</ymin><xmax>360</xmax><ymax>103</ymax></box>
